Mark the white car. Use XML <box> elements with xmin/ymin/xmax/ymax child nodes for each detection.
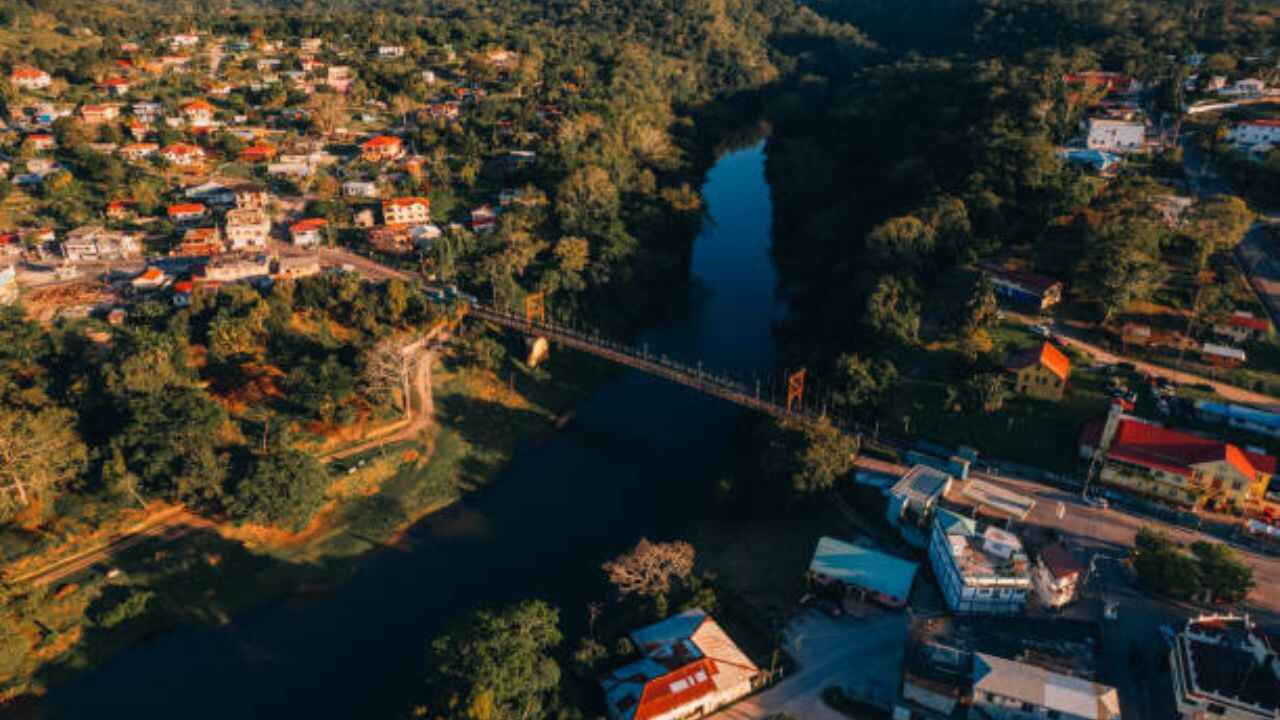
<box><xmin>1031</xmin><ymin>324</ymin><xmax>1052</xmax><ymax>337</ymax></box>
<box><xmin>1084</xmin><ymin>495</ymin><xmax>1110</xmax><ymax>509</ymax></box>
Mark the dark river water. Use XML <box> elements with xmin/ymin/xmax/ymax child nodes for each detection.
<box><xmin>38</xmin><ymin>141</ymin><xmax>780</xmax><ymax>718</ymax></box>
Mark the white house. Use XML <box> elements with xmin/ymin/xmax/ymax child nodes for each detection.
<box><xmin>9</xmin><ymin>67</ymin><xmax>52</xmax><ymax>91</ymax></box>
<box><xmin>61</xmin><ymin>226</ymin><xmax>141</xmax><ymax>263</ymax></box>
<box><xmin>928</xmin><ymin>509</ymin><xmax>1032</xmax><ymax>615</ymax></box>
<box><xmin>382</xmin><ymin>196</ymin><xmax>430</xmax><ymax>225</ymax></box>
<box><xmin>1219</xmin><ymin>78</ymin><xmax>1266</xmax><ymax>97</ymax></box>
<box><xmin>1086</xmin><ymin>118</ymin><xmax>1146</xmax><ymax>153</ymax></box>
<box><xmin>289</xmin><ymin>218</ymin><xmax>327</xmax><ymax>247</ymax></box>
<box><xmin>1227</xmin><ymin>120</ymin><xmax>1280</xmax><ymax>149</ymax></box>
<box><xmin>378</xmin><ymin>45</ymin><xmax>405</xmax><ymax>58</ymax></box>
<box><xmin>160</xmin><ymin>143</ymin><xmax>206</xmax><ymax>167</ymax></box>
<box><xmin>342</xmin><ymin>181</ymin><xmax>380</xmax><ymax>199</ymax></box>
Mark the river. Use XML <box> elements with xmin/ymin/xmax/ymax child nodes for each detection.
<box><xmin>37</xmin><ymin>141</ymin><xmax>780</xmax><ymax>718</ymax></box>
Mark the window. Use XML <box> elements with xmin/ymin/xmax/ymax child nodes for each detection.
<box><xmin>1021</xmin><ymin>702</ymin><xmax>1036</xmax><ymax>712</ymax></box>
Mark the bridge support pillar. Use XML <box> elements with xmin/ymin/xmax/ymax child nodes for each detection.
<box><xmin>526</xmin><ymin>336</ymin><xmax>550</xmax><ymax>368</ymax></box>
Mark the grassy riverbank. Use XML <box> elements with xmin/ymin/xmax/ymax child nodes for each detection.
<box><xmin>0</xmin><ymin>346</ymin><xmax>618</xmax><ymax>702</ymax></box>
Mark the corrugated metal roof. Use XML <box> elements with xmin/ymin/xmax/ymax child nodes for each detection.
<box><xmin>808</xmin><ymin>536</ymin><xmax>918</xmax><ymax>601</ymax></box>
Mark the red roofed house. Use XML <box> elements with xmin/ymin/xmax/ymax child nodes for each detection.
<box><xmin>239</xmin><ymin>143</ymin><xmax>276</xmax><ymax>163</ymax></box>
<box><xmin>601</xmin><ymin>609</ymin><xmax>763</xmax><ymax>720</ymax></box>
<box><xmin>9</xmin><ymin>66</ymin><xmax>51</xmax><ymax>91</ymax></box>
<box><xmin>167</xmin><ymin>202</ymin><xmax>207</xmax><ymax>223</ymax></box>
<box><xmin>80</xmin><ymin>103</ymin><xmax>120</xmax><ymax>125</ymax></box>
<box><xmin>1032</xmin><ymin>543</ymin><xmax>1085</xmax><ymax>609</ymax></box>
<box><xmin>119</xmin><ymin>142</ymin><xmax>158</xmax><ymax>161</ymax></box>
<box><xmin>382</xmin><ymin>196</ymin><xmax>430</xmax><ymax>226</ymax></box>
<box><xmin>1080</xmin><ymin>404</ymin><xmax>1277</xmax><ymax>511</ymax></box>
<box><xmin>289</xmin><ymin>218</ymin><xmax>327</xmax><ymax>247</ymax></box>
<box><xmin>1214</xmin><ymin>311</ymin><xmax>1271</xmax><ymax>344</ymax></box>
<box><xmin>101</xmin><ymin>76</ymin><xmax>133</xmax><ymax>97</ymax></box>
<box><xmin>1006</xmin><ymin>341</ymin><xmax>1071</xmax><ymax>401</ymax></box>
<box><xmin>27</xmin><ymin>134</ymin><xmax>56</xmax><ymax>152</ymax></box>
<box><xmin>174</xmin><ymin>227</ymin><xmax>223</xmax><ymax>257</ymax></box>
<box><xmin>180</xmin><ymin>99</ymin><xmax>215</xmax><ymax>127</ymax></box>
<box><xmin>106</xmin><ymin>200</ymin><xmax>134</xmax><ymax>220</ymax></box>
<box><xmin>160</xmin><ymin>143</ymin><xmax>206</xmax><ymax>167</ymax></box>
<box><xmin>361</xmin><ymin>135</ymin><xmax>404</xmax><ymax>162</ymax></box>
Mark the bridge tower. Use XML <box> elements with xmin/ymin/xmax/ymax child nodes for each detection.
<box><xmin>524</xmin><ymin>292</ymin><xmax>545</xmax><ymax>324</ymax></box>
<box><xmin>786</xmin><ymin>369</ymin><xmax>806</xmax><ymax>414</ymax></box>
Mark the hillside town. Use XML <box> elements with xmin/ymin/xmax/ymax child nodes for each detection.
<box><xmin>4</xmin><ymin>2</ymin><xmax>1280</xmax><ymax>720</ymax></box>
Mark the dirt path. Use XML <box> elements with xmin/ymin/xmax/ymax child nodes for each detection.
<box><xmin>320</xmin><ymin>348</ymin><xmax>435</xmax><ymax>462</ymax></box>
<box><xmin>6</xmin><ymin>506</ymin><xmax>211</xmax><ymax>588</ymax></box>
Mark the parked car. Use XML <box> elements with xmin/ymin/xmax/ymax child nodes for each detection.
<box><xmin>1031</xmin><ymin>324</ymin><xmax>1051</xmax><ymax>338</ymax></box>
<box><xmin>1084</xmin><ymin>495</ymin><xmax>1110</xmax><ymax>509</ymax></box>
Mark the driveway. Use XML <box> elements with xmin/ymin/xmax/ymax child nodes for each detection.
<box><xmin>716</xmin><ymin>610</ymin><xmax>907</xmax><ymax>720</ymax></box>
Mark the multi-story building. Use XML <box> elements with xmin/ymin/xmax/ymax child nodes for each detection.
<box><xmin>9</xmin><ymin>66</ymin><xmax>52</xmax><ymax>91</ymax></box>
<box><xmin>382</xmin><ymin>196</ymin><xmax>430</xmax><ymax>226</ymax></box>
<box><xmin>1032</xmin><ymin>543</ymin><xmax>1084</xmax><ymax>609</ymax></box>
<box><xmin>224</xmin><ymin>208</ymin><xmax>271</xmax><ymax>250</ymax></box>
<box><xmin>1080</xmin><ymin>404</ymin><xmax>1276</xmax><ymax>511</ymax></box>
<box><xmin>361</xmin><ymin>135</ymin><xmax>405</xmax><ymax>162</ymax></box>
<box><xmin>928</xmin><ymin>508</ymin><xmax>1032</xmax><ymax>615</ymax></box>
<box><xmin>289</xmin><ymin>218</ymin><xmax>327</xmax><ymax>247</ymax></box>
<box><xmin>160</xmin><ymin>143</ymin><xmax>206</xmax><ymax>167</ymax></box>
<box><xmin>180</xmin><ymin>99</ymin><xmax>215</xmax><ymax>127</ymax></box>
<box><xmin>1170</xmin><ymin>615</ymin><xmax>1279</xmax><ymax>720</ymax></box>
<box><xmin>61</xmin><ymin>226</ymin><xmax>140</xmax><ymax>263</ymax></box>
<box><xmin>601</xmin><ymin>609</ymin><xmax>763</xmax><ymax>720</ymax></box>
<box><xmin>1227</xmin><ymin>119</ymin><xmax>1280</xmax><ymax>150</ymax></box>
<box><xmin>232</xmin><ymin>183</ymin><xmax>271</xmax><ymax>210</ymax></box>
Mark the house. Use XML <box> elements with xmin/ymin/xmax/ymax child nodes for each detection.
<box><xmin>1195</xmin><ymin>401</ymin><xmax>1280</xmax><ymax>439</ymax></box>
<box><xmin>1201</xmin><ymin>342</ymin><xmax>1247</xmax><ymax>368</ymax></box>
<box><xmin>343</xmin><ymin>181</ymin><xmax>380</xmax><ymax>199</ymax></box>
<box><xmin>1169</xmin><ymin>615</ymin><xmax>1278</xmax><ymax>720</ymax></box>
<box><xmin>1227</xmin><ymin>120</ymin><xmax>1280</xmax><ymax>149</ymax></box>
<box><xmin>160</xmin><ymin>143</ymin><xmax>206</xmax><ymax>167</ymax></box>
<box><xmin>27</xmin><ymin>134</ymin><xmax>56</xmax><ymax>152</ymax></box>
<box><xmin>131</xmin><ymin>102</ymin><xmax>163</xmax><ymax>123</ymax></box>
<box><xmin>184</xmin><ymin>180</ymin><xmax>235</xmax><ymax>206</ymax></box>
<box><xmin>361</xmin><ymin>135</ymin><xmax>404</xmax><ymax>162</ymax></box>
<box><xmin>471</xmin><ymin>204</ymin><xmax>498</xmax><ymax>232</ymax></box>
<box><xmin>0</xmin><ymin>265</ymin><xmax>16</xmax><ymax>305</ymax></box>
<box><xmin>601</xmin><ymin>609</ymin><xmax>763</xmax><ymax>720</ymax></box>
<box><xmin>239</xmin><ymin>143</ymin><xmax>276</xmax><ymax>163</ymax></box>
<box><xmin>367</xmin><ymin>225</ymin><xmax>413</xmax><ymax>255</ymax></box>
<box><xmin>131</xmin><ymin>266</ymin><xmax>169</xmax><ymax>292</ymax></box>
<box><xmin>9</xmin><ymin>67</ymin><xmax>51</xmax><ymax>91</ymax></box>
<box><xmin>808</xmin><ymin>536</ymin><xmax>918</xmax><ymax>607</ymax></box>
<box><xmin>224</xmin><ymin>208</ymin><xmax>271</xmax><ymax>250</ymax></box>
<box><xmin>377</xmin><ymin>45</ymin><xmax>405</xmax><ymax>58</ymax></box>
<box><xmin>928</xmin><ymin>508</ymin><xmax>1032</xmax><ymax>615</ymax></box>
<box><xmin>299</xmin><ymin>38</ymin><xmax>323</xmax><ymax>53</ymax></box>
<box><xmin>61</xmin><ymin>226</ymin><xmax>140</xmax><ymax>262</ymax></box>
<box><xmin>168</xmin><ymin>33</ymin><xmax>200</xmax><ymax>48</ymax></box>
<box><xmin>232</xmin><ymin>184</ymin><xmax>271</xmax><ymax>210</ymax></box>
<box><xmin>1086</xmin><ymin>118</ymin><xmax>1146</xmax><ymax>153</ymax></box>
<box><xmin>326</xmin><ymin>65</ymin><xmax>354</xmax><ymax>93</ymax></box>
<box><xmin>1063</xmin><ymin>71</ymin><xmax>1143</xmax><ymax>97</ymax></box>
<box><xmin>1214</xmin><ymin>311</ymin><xmax>1270</xmax><ymax>344</ymax></box>
<box><xmin>275</xmin><ymin>254</ymin><xmax>322</xmax><ymax>280</ymax></box>
<box><xmin>80</xmin><ymin>104</ymin><xmax>119</xmax><ymax>125</ymax></box>
<box><xmin>174</xmin><ymin>227</ymin><xmax>223</xmax><ymax>256</ymax></box>
<box><xmin>1006</xmin><ymin>342</ymin><xmax>1071</xmax><ymax>401</ymax></box>
<box><xmin>1032</xmin><ymin>543</ymin><xmax>1085</xmax><ymax>609</ymax></box>
<box><xmin>180</xmin><ymin>99</ymin><xmax>215</xmax><ymax>127</ymax></box>
<box><xmin>979</xmin><ymin>262</ymin><xmax>1063</xmax><ymax>310</ymax></box>
<box><xmin>119</xmin><ymin>142</ymin><xmax>158</xmax><ymax>161</ymax></box>
<box><xmin>168</xmin><ymin>203</ymin><xmax>207</xmax><ymax>224</ymax></box>
<box><xmin>289</xmin><ymin>218</ymin><xmax>327</xmax><ymax>247</ymax></box>
<box><xmin>382</xmin><ymin>196</ymin><xmax>430</xmax><ymax>226</ymax></box>
<box><xmin>105</xmin><ymin>199</ymin><xmax>134</xmax><ymax>221</ymax></box>
<box><xmin>100</xmin><ymin>76</ymin><xmax>133</xmax><ymax>96</ymax></box>
<box><xmin>972</xmin><ymin>652</ymin><xmax>1121</xmax><ymax>720</ymax></box>
<box><xmin>1080</xmin><ymin>404</ymin><xmax>1277</xmax><ymax>510</ymax></box>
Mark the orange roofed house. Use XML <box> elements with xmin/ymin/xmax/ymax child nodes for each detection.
<box><xmin>9</xmin><ymin>66</ymin><xmax>51</xmax><ymax>91</ymax></box>
<box><xmin>1081</xmin><ymin>404</ymin><xmax>1277</xmax><ymax>512</ymax></box>
<box><xmin>382</xmin><ymin>196</ymin><xmax>430</xmax><ymax>226</ymax></box>
<box><xmin>1006</xmin><ymin>341</ymin><xmax>1071</xmax><ymax>401</ymax></box>
<box><xmin>361</xmin><ymin>135</ymin><xmax>404</xmax><ymax>162</ymax></box>
<box><xmin>602</xmin><ymin>609</ymin><xmax>763</xmax><ymax>720</ymax></box>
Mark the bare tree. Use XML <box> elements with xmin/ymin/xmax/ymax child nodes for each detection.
<box><xmin>602</xmin><ymin>538</ymin><xmax>695</xmax><ymax>597</ymax></box>
<box><xmin>363</xmin><ymin>335</ymin><xmax>412</xmax><ymax>419</ymax></box>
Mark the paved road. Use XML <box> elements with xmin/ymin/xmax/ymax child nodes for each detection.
<box><xmin>854</xmin><ymin>456</ymin><xmax>1280</xmax><ymax>619</ymax></box>
<box><xmin>716</xmin><ymin>611</ymin><xmax>906</xmax><ymax>720</ymax></box>
<box><xmin>1235</xmin><ymin>220</ymin><xmax>1280</xmax><ymax>333</ymax></box>
<box><xmin>1006</xmin><ymin>311</ymin><xmax>1280</xmax><ymax>410</ymax></box>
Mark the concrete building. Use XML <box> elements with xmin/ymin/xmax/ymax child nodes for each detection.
<box><xmin>601</xmin><ymin>609</ymin><xmax>763</xmax><ymax>720</ymax></box>
<box><xmin>1032</xmin><ymin>543</ymin><xmax>1085</xmax><ymax>609</ymax></box>
<box><xmin>61</xmin><ymin>226</ymin><xmax>140</xmax><ymax>262</ymax></box>
<box><xmin>232</xmin><ymin>183</ymin><xmax>271</xmax><ymax>210</ymax></box>
<box><xmin>1227</xmin><ymin>120</ymin><xmax>1280</xmax><ymax>150</ymax></box>
<box><xmin>1086</xmin><ymin>118</ymin><xmax>1146</xmax><ymax>153</ymax></box>
<box><xmin>886</xmin><ymin>465</ymin><xmax>953</xmax><ymax>548</ymax></box>
<box><xmin>9</xmin><ymin>66</ymin><xmax>52</xmax><ymax>90</ymax></box>
<box><xmin>928</xmin><ymin>508</ymin><xmax>1032</xmax><ymax>615</ymax></box>
<box><xmin>224</xmin><ymin>208</ymin><xmax>271</xmax><ymax>250</ymax></box>
<box><xmin>808</xmin><ymin>536</ymin><xmax>919</xmax><ymax>607</ymax></box>
<box><xmin>289</xmin><ymin>218</ymin><xmax>328</xmax><ymax>247</ymax></box>
<box><xmin>1169</xmin><ymin>615</ymin><xmax>1279</xmax><ymax>720</ymax></box>
<box><xmin>382</xmin><ymin>196</ymin><xmax>430</xmax><ymax>226</ymax></box>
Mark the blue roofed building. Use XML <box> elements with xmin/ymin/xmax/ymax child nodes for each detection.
<box><xmin>1195</xmin><ymin>400</ymin><xmax>1280</xmax><ymax>439</ymax></box>
<box><xmin>808</xmin><ymin>536</ymin><xmax>919</xmax><ymax>607</ymax></box>
<box><xmin>1059</xmin><ymin>148</ymin><xmax>1122</xmax><ymax>174</ymax></box>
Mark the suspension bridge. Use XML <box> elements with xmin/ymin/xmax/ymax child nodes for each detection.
<box><xmin>465</xmin><ymin>293</ymin><xmax>820</xmax><ymax>425</ymax></box>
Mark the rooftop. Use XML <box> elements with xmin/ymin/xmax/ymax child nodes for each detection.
<box><xmin>933</xmin><ymin>509</ymin><xmax>1030</xmax><ymax>584</ymax></box>
<box><xmin>973</xmin><ymin>652</ymin><xmax>1120</xmax><ymax>720</ymax></box>
<box><xmin>1176</xmin><ymin>615</ymin><xmax>1280</xmax><ymax>716</ymax></box>
<box><xmin>890</xmin><ymin>465</ymin><xmax>952</xmax><ymax>507</ymax></box>
<box><xmin>1006</xmin><ymin>341</ymin><xmax>1071</xmax><ymax>381</ymax></box>
<box><xmin>808</xmin><ymin>536</ymin><xmax>919</xmax><ymax>600</ymax></box>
